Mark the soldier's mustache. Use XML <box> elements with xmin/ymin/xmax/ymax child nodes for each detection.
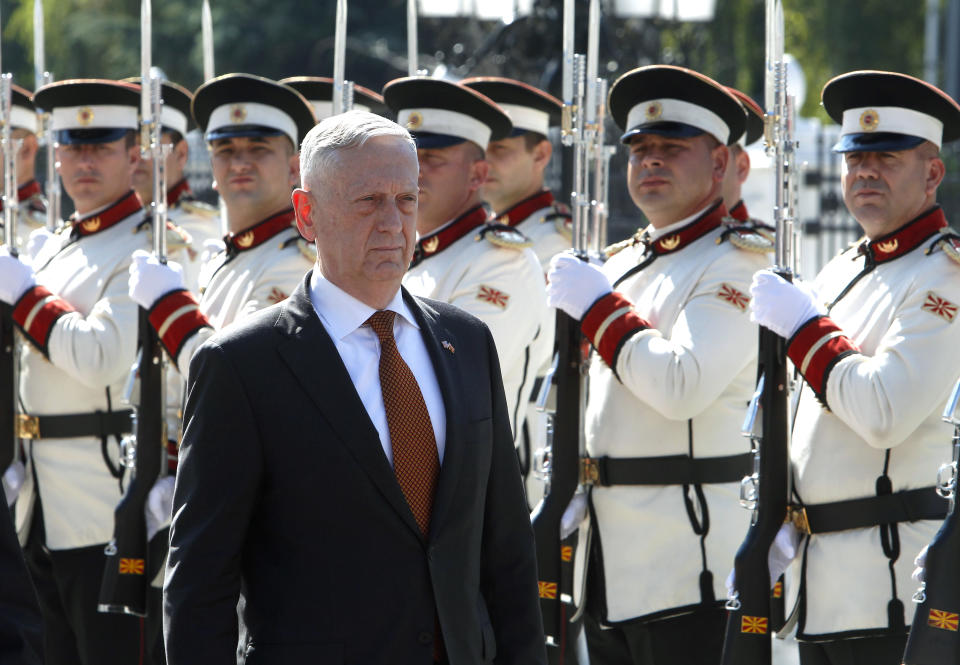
<box><xmin>636</xmin><ymin>169</ymin><xmax>671</xmax><ymax>180</ymax></box>
<box><xmin>850</xmin><ymin>180</ymin><xmax>888</xmax><ymax>193</ymax></box>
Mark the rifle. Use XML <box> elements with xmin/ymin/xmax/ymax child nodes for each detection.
<box><xmin>902</xmin><ymin>379</ymin><xmax>960</xmax><ymax>664</ymax></box>
<box><xmin>332</xmin><ymin>0</ymin><xmax>354</xmax><ymax>115</ymax></box>
<box><xmin>1</xmin><ymin>64</ymin><xmax>22</xmax><ymax>477</ymax></box>
<box><xmin>720</xmin><ymin>1</ymin><xmax>794</xmax><ymax>663</ymax></box>
<box><xmin>33</xmin><ymin>0</ymin><xmax>59</xmax><ymax>232</ymax></box>
<box><xmin>407</xmin><ymin>0</ymin><xmax>418</xmax><ymax>76</ymax></box>
<box><xmin>531</xmin><ymin>0</ymin><xmax>608</xmax><ymax>660</ymax></box>
<box><xmin>98</xmin><ymin>0</ymin><xmax>168</xmax><ymax>616</ymax></box>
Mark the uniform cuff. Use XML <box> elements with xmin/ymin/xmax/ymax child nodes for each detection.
<box><xmin>787</xmin><ymin>315</ymin><xmax>860</xmax><ymax>405</ymax></box>
<box><xmin>581</xmin><ymin>292</ymin><xmax>650</xmax><ymax>371</ymax></box>
<box><xmin>167</xmin><ymin>440</ymin><xmax>179</xmax><ymax>474</ymax></box>
<box><xmin>148</xmin><ymin>289</ymin><xmax>212</xmax><ymax>363</ymax></box>
<box><xmin>12</xmin><ymin>285</ymin><xmax>76</xmax><ymax>357</ymax></box>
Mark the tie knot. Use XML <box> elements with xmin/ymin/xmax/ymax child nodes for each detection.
<box><xmin>366</xmin><ymin>309</ymin><xmax>397</xmax><ymax>342</ymax></box>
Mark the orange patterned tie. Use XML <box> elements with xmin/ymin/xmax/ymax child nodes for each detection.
<box><xmin>366</xmin><ymin>310</ymin><xmax>440</xmax><ymax>536</ymax></box>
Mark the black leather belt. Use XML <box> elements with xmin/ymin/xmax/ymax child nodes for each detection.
<box><xmin>787</xmin><ymin>487</ymin><xmax>947</xmax><ymax>535</ymax></box>
<box><xmin>580</xmin><ymin>453</ymin><xmax>753</xmax><ymax>486</ymax></box>
<box><xmin>16</xmin><ymin>409</ymin><xmax>134</xmax><ymax>440</ymax></box>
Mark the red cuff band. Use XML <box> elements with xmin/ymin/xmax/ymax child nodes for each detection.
<box><xmin>148</xmin><ymin>289</ymin><xmax>211</xmax><ymax>362</ymax></box>
<box><xmin>12</xmin><ymin>285</ymin><xmax>75</xmax><ymax>356</ymax></box>
<box><xmin>787</xmin><ymin>316</ymin><xmax>860</xmax><ymax>401</ymax></box>
<box><xmin>167</xmin><ymin>440</ymin><xmax>179</xmax><ymax>473</ymax></box>
<box><xmin>581</xmin><ymin>292</ymin><xmax>650</xmax><ymax>369</ymax></box>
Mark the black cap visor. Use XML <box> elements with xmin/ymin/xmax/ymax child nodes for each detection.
<box><xmin>205</xmin><ymin>124</ymin><xmax>287</xmax><ymax>143</ymax></box>
<box><xmin>620</xmin><ymin>121</ymin><xmax>705</xmax><ymax>144</ymax></box>
<box><xmin>832</xmin><ymin>131</ymin><xmax>926</xmax><ymax>153</ymax></box>
<box><xmin>57</xmin><ymin>128</ymin><xmax>130</xmax><ymax>145</ymax></box>
<box><xmin>412</xmin><ymin>131</ymin><xmax>468</xmax><ymax>150</ymax></box>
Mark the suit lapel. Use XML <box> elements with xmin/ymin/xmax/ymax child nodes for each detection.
<box><xmin>403</xmin><ymin>290</ymin><xmax>466</xmax><ymax>541</ymax></box>
<box><xmin>276</xmin><ymin>273</ymin><xmax>422</xmax><ymax>539</ymax></box>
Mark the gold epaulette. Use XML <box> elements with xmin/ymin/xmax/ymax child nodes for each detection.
<box><xmin>479</xmin><ymin>224</ymin><xmax>533</xmax><ymax>250</ymax></box>
<box><xmin>720</xmin><ymin>222</ymin><xmax>775</xmax><ymax>253</ymax></box>
<box><xmin>604</xmin><ymin>231</ymin><xmax>643</xmax><ymax>259</ymax></box>
<box><xmin>179</xmin><ymin>200</ymin><xmax>219</xmax><ymax>218</ymax></box>
<box><xmin>932</xmin><ymin>231</ymin><xmax>960</xmax><ymax>266</ymax></box>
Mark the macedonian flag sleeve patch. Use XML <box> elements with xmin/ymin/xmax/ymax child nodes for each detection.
<box><xmin>118</xmin><ymin>558</ymin><xmax>145</xmax><ymax>575</ymax></box>
<box><xmin>928</xmin><ymin>609</ymin><xmax>960</xmax><ymax>631</ymax></box>
<box><xmin>538</xmin><ymin>581</ymin><xmax>558</xmax><ymax>599</ymax></box>
<box><xmin>741</xmin><ymin>615</ymin><xmax>768</xmax><ymax>634</ymax></box>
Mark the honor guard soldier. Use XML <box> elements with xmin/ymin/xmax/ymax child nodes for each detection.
<box><xmin>0</xmin><ymin>78</ymin><xmax>183</xmax><ymax>665</ymax></box>
<box><xmin>127</xmin><ymin>74</ymin><xmax>317</xmax><ymax>379</ymax></box>
<box><xmin>127</xmin><ymin>78</ymin><xmax>220</xmax><ymax>293</ymax></box>
<box><xmin>749</xmin><ymin>71</ymin><xmax>960</xmax><ymax>665</ymax></box>
<box><xmin>382</xmin><ymin>77</ymin><xmax>550</xmax><ymax>447</ymax></box>
<box><xmin>279</xmin><ymin>76</ymin><xmax>386</xmax><ymax>121</ymax></box>
<box><xmin>546</xmin><ymin>65</ymin><xmax>771</xmax><ymax>665</ymax></box>
<box><xmin>722</xmin><ymin>87</ymin><xmax>769</xmax><ymax>230</ymax></box>
<box><xmin>0</xmin><ymin>85</ymin><xmax>47</xmax><ymax>249</ymax></box>
<box><xmin>461</xmin><ymin>76</ymin><xmax>571</xmax><ymax>267</ymax></box>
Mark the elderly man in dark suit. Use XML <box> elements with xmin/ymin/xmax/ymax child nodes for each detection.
<box><xmin>163</xmin><ymin>110</ymin><xmax>546</xmax><ymax>665</ymax></box>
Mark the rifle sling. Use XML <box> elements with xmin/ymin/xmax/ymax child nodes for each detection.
<box><xmin>581</xmin><ymin>453</ymin><xmax>752</xmax><ymax>486</ymax></box>
<box><xmin>17</xmin><ymin>409</ymin><xmax>134</xmax><ymax>440</ymax></box>
<box><xmin>793</xmin><ymin>487</ymin><xmax>946</xmax><ymax>535</ymax></box>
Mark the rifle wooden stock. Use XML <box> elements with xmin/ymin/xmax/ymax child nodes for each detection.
<box><xmin>531</xmin><ymin>309</ymin><xmax>583</xmax><ymax>662</ymax></box>
<box><xmin>0</xmin><ymin>301</ymin><xmax>15</xmax><ymax>473</ymax></box>
<box><xmin>720</xmin><ymin>325</ymin><xmax>790</xmax><ymax>665</ymax></box>
<box><xmin>97</xmin><ymin>307</ymin><xmax>163</xmax><ymax>617</ymax></box>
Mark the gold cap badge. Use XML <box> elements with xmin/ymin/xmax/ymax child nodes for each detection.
<box><xmin>406</xmin><ymin>111</ymin><xmax>424</xmax><ymax>131</ymax></box>
<box><xmin>644</xmin><ymin>101</ymin><xmax>663</xmax><ymax>121</ymax></box>
<box><xmin>230</xmin><ymin>104</ymin><xmax>248</xmax><ymax>124</ymax></box>
<box><xmin>859</xmin><ymin>109</ymin><xmax>879</xmax><ymax>132</ymax></box>
<box><xmin>77</xmin><ymin>107</ymin><xmax>94</xmax><ymax>126</ymax></box>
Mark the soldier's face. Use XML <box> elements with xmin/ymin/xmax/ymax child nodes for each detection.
<box><xmin>842</xmin><ymin>145</ymin><xmax>945</xmax><ymax>238</ymax></box>
<box><xmin>294</xmin><ymin>135</ymin><xmax>419</xmax><ymax>298</ymax></box>
<box><xmin>209</xmin><ymin>135</ymin><xmax>299</xmax><ymax>213</ymax></box>
<box><xmin>626</xmin><ymin>133</ymin><xmax>728</xmax><ymax>227</ymax></box>
<box><xmin>56</xmin><ymin>137</ymin><xmax>139</xmax><ymax>213</ymax></box>
<box><xmin>482</xmin><ymin>135</ymin><xmax>550</xmax><ymax>212</ymax></box>
<box><xmin>416</xmin><ymin>142</ymin><xmax>488</xmax><ymax>233</ymax></box>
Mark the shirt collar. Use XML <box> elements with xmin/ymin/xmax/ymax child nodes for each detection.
<box><xmin>310</xmin><ymin>271</ymin><xmax>419</xmax><ymax>341</ymax></box>
<box><xmin>647</xmin><ymin>201</ymin><xmax>717</xmax><ymax>242</ymax></box>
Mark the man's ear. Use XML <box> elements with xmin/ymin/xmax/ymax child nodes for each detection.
<box><xmin>174</xmin><ymin>139</ymin><xmax>189</xmax><ymax>171</ymax></box>
<box><xmin>127</xmin><ymin>144</ymin><xmax>141</xmax><ymax>176</ymax></box>
<box><xmin>736</xmin><ymin>149</ymin><xmax>751</xmax><ymax>185</ymax></box>
<box><xmin>711</xmin><ymin>144</ymin><xmax>730</xmax><ymax>183</ymax></box>
<box><xmin>288</xmin><ymin>151</ymin><xmax>301</xmax><ymax>189</ymax></box>
<box><xmin>292</xmin><ymin>188</ymin><xmax>316</xmax><ymax>242</ymax></box>
<box><xmin>926</xmin><ymin>157</ymin><xmax>946</xmax><ymax>196</ymax></box>
<box><xmin>468</xmin><ymin>159</ymin><xmax>489</xmax><ymax>193</ymax></box>
<box><xmin>532</xmin><ymin>139</ymin><xmax>552</xmax><ymax>172</ymax></box>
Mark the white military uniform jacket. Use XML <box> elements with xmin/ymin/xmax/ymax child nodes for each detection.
<box><xmin>403</xmin><ymin>204</ymin><xmax>550</xmax><ymax>440</ymax></box>
<box><xmin>784</xmin><ymin>205</ymin><xmax>960</xmax><ymax>639</ymax></box>
<box><xmin>164</xmin><ymin>180</ymin><xmax>221</xmax><ymax>294</ymax></box>
<box><xmin>581</xmin><ymin>201</ymin><xmax>770</xmax><ymax>623</ymax></box>
<box><xmin>148</xmin><ymin>208</ymin><xmax>314</xmax><ymax>378</ymax></box>
<box><xmin>13</xmin><ymin>191</ymin><xmax>187</xmax><ymax>549</ymax></box>
<box><xmin>495</xmin><ymin>189</ymin><xmax>572</xmax><ymax>269</ymax></box>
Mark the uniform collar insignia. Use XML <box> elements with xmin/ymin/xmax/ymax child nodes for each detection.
<box><xmin>70</xmin><ymin>190</ymin><xmax>143</xmax><ymax>238</ymax></box>
<box><xmin>496</xmin><ymin>190</ymin><xmax>556</xmax><ymax>227</ymax></box>
<box><xmin>861</xmin><ymin>205</ymin><xmax>947</xmax><ymax>264</ymax></box>
<box><xmin>224</xmin><ymin>208</ymin><xmax>297</xmax><ymax>256</ymax></box>
<box><xmin>166</xmin><ymin>178</ymin><xmax>193</xmax><ymax>207</ymax></box>
<box><xmin>649</xmin><ymin>201</ymin><xmax>728</xmax><ymax>256</ymax></box>
<box><xmin>728</xmin><ymin>199</ymin><xmax>748</xmax><ymax>223</ymax></box>
<box><xmin>410</xmin><ymin>204</ymin><xmax>491</xmax><ymax>268</ymax></box>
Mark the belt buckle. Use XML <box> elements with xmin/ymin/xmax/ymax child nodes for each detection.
<box><xmin>787</xmin><ymin>505</ymin><xmax>811</xmax><ymax>534</ymax></box>
<box><xmin>580</xmin><ymin>458</ymin><xmax>600</xmax><ymax>486</ymax></box>
<box><xmin>16</xmin><ymin>414</ymin><xmax>40</xmax><ymax>439</ymax></box>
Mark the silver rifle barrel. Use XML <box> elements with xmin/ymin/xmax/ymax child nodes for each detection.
<box><xmin>1</xmin><ymin>75</ymin><xmax>16</xmax><ymax>250</ymax></box>
<box><xmin>202</xmin><ymin>0</ymin><xmax>215</xmax><ymax>82</ymax></box>
<box><xmin>560</xmin><ymin>0</ymin><xmax>575</xmax><ymax>147</ymax></box>
<box><xmin>571</xmin><ymin>54</ymin><xmax>589</xmax><ymax>254</ymax></box>
<box><xmin>764</xmin><ymin>0</ymin><xmax>793</xmax><ymax>275</ymax></box>
<box><xmin>150</xmin><ymin>74</ymin><xmax>168</xmax><ymax>262</ymax></box>
<box><xmin>332</xmin><ymin>0</ymin><xmax>348</xmax><ymax>116</ymax></box>
<box><xmin>33</xmin><ymin>0</ymin><xmax>44</xmax><ymax>91</ymax></box>
<box><xmin>407</xmin><ymin>0</ymin><xmax>418</xmax><ymax>76</ymax></box>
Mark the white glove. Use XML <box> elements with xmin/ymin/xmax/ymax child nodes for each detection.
<box><xmin>912</xmin><ymin>544</ymin><xmax>928</xmax><ymax>583</ymax></box>
<box><xmin>2</xmin><ymin>461</ymin><xmax>25</xmax><ymax>507</ymax></box>
<box><xmin>0</xmin><ymin>247</ymin><xmax>36</xmax><ymax>305</ymax></box>
<box><xmin>560</xmin><ymin>492</ymin><xmax>588</xmax><ymax>539</ymax></box>
<box><xmin>547</xmin><ymin>252</ymin><xmax>613</xmax><ymax>320</ymax></box>
<box><xmin>725</xmin><ymin>523</ymin><xmax>802</xmax><ymax>596</ymax></box>
<box><xmin>200</xmin><ymin>237</ymin><xmax>226</xmax><ymax>264</ymax></box>
<box><xmin>749</xmin><ymin>270</ymin><xmax>826</xmax><ymax>339</ymax></box>
<box><xmin>128</xmin><ymin>249</ymin><xmax>186</xmax><ymax>310</ymax></box>
<box><xmin>24</xmin><ymin>227</ymin><xmax>57</xmax><ymax>264</ymax></box>
<box><xmin>145</xmin><ymin>476</ymin><xmax>175</xmax><ymax>541</ymax></box>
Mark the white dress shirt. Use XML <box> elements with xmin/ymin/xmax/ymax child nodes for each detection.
<box><xmin>309</xmin><ymin>271</ymin><xmax>446</xmax><ymax>466</ymax></box>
